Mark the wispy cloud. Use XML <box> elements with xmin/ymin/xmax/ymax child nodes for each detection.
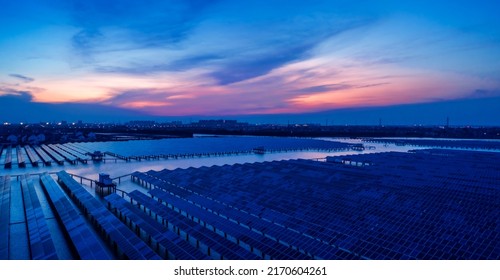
<box><xmin>9</xmin><ymin>74</ymin><xmax>34</xmax><ymax>83</ymax></box>
<box><xmin>1</xmin><ymin>0</ymin><xmax>500</xmax><ymax>120</ymax></box>
<box><xmin>68</xmin><ymin>0</ymin><xmax>221</xmax><ymax>62</ymax></box>
<box><xmin>294</xmin><ymin>84</ymin><xmax>354</xmax><ymax>94</ymax></box>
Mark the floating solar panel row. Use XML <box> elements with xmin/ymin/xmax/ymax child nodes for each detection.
<box><xmin>33</xmin><ymin>146</ymin><xmax>53</xmax><ymax>166</ymax></box>
<box><xmin>47</xmin><ymin>144</ymin><xmax>78</xmax><ymax>164</ymax></box>
<box><xmin>367</xmin><ymin>138</ymin><xmax>500</xmax><ymax>150</ymax></box>
<box><xmin>105</xmin><ymin>193</ymin><xmax>209</xmax><ymax>260</ymax></box>
<box><xmin>327</xmin><ymin>150</ymin><xmax>500</xmax><ymax>189</ymax></box>
<box><xmin>40</xmin><ymin>173</ymin><xmax>112</xmax><ymax>260</ymax></box>
<box><xmin>66</xmin><ymin>143</ymin><xmax>93</xmax><ymax>154</ymax></box>
<box><xmin>41</xmin><ymin>144</ymin><xmax>65</xmax><ymax>165</ymax></box>
<box><xmin>20</xmin><ymin>175</ymin><xmax>58</xmax><ymax>260</ymax></box>
<box><xmin>16</xmin><ymin>146</ymin><xmax>25</xmax><ymax>168</ymax></box>
<box><xmin>140</xmin><ymin>168</ymin><xmax>321</xmax><ymax>243</ymax></box>
<box><xmin>123</xmin><ymin>191</ymin><xmax>213</xmax><ymax>260</ymax></box>
<box><xmin>327</xmin><ymin>153</ymin><xmax>498</xmax><ymax>259</ymax></box>
<box><xmin>295</xmin><ymin>156</ymin><xmax>499</xmax><ymax>259</ymax></box>
<box><xmin>24</xmin><ymin>146</ymin><xmax>41</xmax><ymax>167</ymax></box>
<box><xmin>60</xmin><ymin>144</ymin><xmax>89</xmax><ymax>159</ymax></box>
<box><xmin>144</xmin><ymin>164</ymin><xmax>386</xmax><ymax>257</ymax></box>
<box><xmin>0</xmin><ymin>176</ymin><xmax>11</xmax><ymax>259</ymax></box>
<box><xmin>160</xmin><ymin>168</ymin><xmax>366</xmax><ymax>259</ymax></box>
<box><xmin>56</xmin><ymin>171</ymin><xmax>161</xmax><ymax>260</ymax></box>
<box><xmin>146</xmin><ymin>163</ymin><xmax>372</xmax><ymax>249</ymax></box>
<box><xmin>133</xmin><ymin>172</ymin><xmax>359</xmax><ymax>260</ymax></box>
<box><xmin>126</xmin><ymin>190</ymin><xmax>260</xmax><ymax>260</ymax></box>
<box><xmin>146</xmin><ymin>162</ymin><xmax>382</xmax><ymax>252</ymax></box>
<box><xmin>55</xmin><ymin>144</ymin><xmax>90</xmax><ymax>163</ymax></box>
<box><xmin>144</xmin><ymin>188</ymin><xmax>312</xmax><ymax>260</ymax></box>
<box><xmin>143</xmin><ymin>183</ymin><xmax>308</xmax><ymax>259</ymax></box>
<box><xmin>4</xmin><ymin>146</ymin><xmax>12</xmax><ymax>169</ymax></box>
<box><xmin>133</xmin><ymin>150</ymin><xmax>499</xmax><ymax>259</ymax></box>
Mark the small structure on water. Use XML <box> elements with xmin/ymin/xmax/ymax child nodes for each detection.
<box><xmin>95</xmin><ymin>173</ymin><xmax>116</xmax><ymax>196</ymax></box>
<box><xmin>88</xmin><ymin>150</ymin><xmax>104</xmax><ymax>162</ymax></box>
<box><xmin>253</xmin><ymin>146</ymin><xmax>266</xmax><ymax>154</ymax></box>
<box><xmin>351</xmin><ymin>144</ymin><xmax>365</xmax><ymax>151</ymax></box>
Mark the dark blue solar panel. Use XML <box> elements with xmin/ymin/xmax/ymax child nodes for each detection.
<box><xmin>134</xmin><ymin>173</ymin><xmax>357</xmax><ymax>260</ymax></box>
<box><xmin>144</xmin><ymin>187</ymin><xmax>312</xmax><ymax>260</ymax></box>
<box><xmin>20</xmin><ymin>175</ymin><xmax>58</xmax><ymax>260</ymax></box>
<box><xmin>40</xmin><ymin>173</ymin><xmax>112</xmax><ymax>260</ymax></box>
<box><xmin>41</xmin><ymin>144</ymin><xmax>65</xmax><ymax>164</ymax></box>
<box><xmin>56</xmin><ymin>171</ymin><xmax>161</xmax><ymax>260</ymax></box>
<box><xmin>126</xmin><ymin>190</ymin><xmax>260</xmax><ymax>260</ymax></box>
<box><xmin>131</xmin><ymin>149</ymin><xmax>500</xmax><ymax>260</ymax></box>
<box><xmin>24</xmin><ymin>146</ymin><xmax>41</xmax><ymax>167</ymax></box>
<box><xmin>0</xmin><ymin>176</ymin><xmax>11</xmax><ymax>259</ymax></box>
<box><xmin>105</xmin><ymin>193</ymin><xmax>210</xmax><ymax>260</ymax></box>
<box><xmin>368</xmin><ymin>138</ymin><xmax>500</xmax><ymax>150</ymax></box>
<box><xmin>33</xmin><ymin>145</ymin><xmax>53</xmax><ymax>165</ymax></box>
<box><xmin>4</xmin><ymin>146</ymin><xmax>12</xmax><ymax>168</ymax></box>
<box><xmin>16</xmin><ymin>146</ymin><xmax>25</xmax><ymax>168</ymax></box>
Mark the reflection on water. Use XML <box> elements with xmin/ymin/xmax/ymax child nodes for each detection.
<box><xmin>0</xmin><ymin>136</ymin><xmax>477</xmax><ymax>178</ymax></box>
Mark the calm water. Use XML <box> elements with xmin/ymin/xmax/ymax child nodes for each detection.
<box><xmin>1</xmin><ymin>135</ymin><xmax>496</xmax><ymax>179</ymax></box>
<box><xmin>75</xmin><ymin>135</ymin><xmax>353</xmax><ymax>157</ymax></box>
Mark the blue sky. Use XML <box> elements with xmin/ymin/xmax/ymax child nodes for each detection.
<box><xmin>1</xmin><ymin>0</ymin><xmax>499</xmax><ymax>124</ymax></box>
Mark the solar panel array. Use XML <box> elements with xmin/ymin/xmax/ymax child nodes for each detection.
<box><xmin>367</xmin><ymin>138</ymin><xmax>500</xmax><ymax>150</ymax></box>
<box><xmin>4</xmin><ymin>146</ymin><xmax>12</xmax><ymax>169</ymax></box>
<box><xmin>131</xmin><ymin>149</ymin><xmax>499</xmax><ymax>259</ymax></box>
<box><xmin>56</xmin><ymin>171</ymin><xmax>161</xmax><ymax>260</ymax></box>
<box><xmin>105</xmin><ymin>193</ymin><xmax>210</xmax><ymax>260</ymax></box>
<box><xmin>16</xmin><ymin>146</ymin><xmax>25</xmax><ymax>168</ymax></box>
<box><xmin>33</xmin><ymin>145</ymin><xmax>53</xmax><ymax>166</ymax></box>
<box><xmin>47</xmin><ymin>144</ymin><xmax>78</xmax><ymax>164</ymax></box>
<box><xmin>24</xmin><ymin>146</ymin><xmax>41</xmax><ymax>167</ymax></box>
<box><xmin>20</xmin><ymin>175</ymin><xmax>58</xmax><ymax>260</ymax></box>
<box><xmin>0</xmin><ymin>176</ymin><xmax>11</xmax><ymax>259</ymax></box>
<box><xmin>41</xmin><ymin>144</ymin><xmax>65</xmax><ymax>165</ymax></box>
<box><xmin>1</xmin><ymin>149</ymin><xmax>498</xmax><ymax>260</ymax></box>
<box><xmin>40</xmin><ymin>173</ymin><xmax>112</xmax><ymax>260</ymax></box>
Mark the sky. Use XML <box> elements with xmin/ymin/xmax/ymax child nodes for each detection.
<box><xmin>1</xmin><ymin>0</ymin><xmax>500</xmax><ymax>124</ymax></box>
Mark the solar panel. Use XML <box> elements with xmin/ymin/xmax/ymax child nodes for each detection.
<box><xmin>24</xmin><ymin>146</ymin><xmax>41</xmax><ymax>167</ymax></box>
<box><xmin>4</xmin><ymin>146</ymin><xmax>12</xmax><ymax>169</ymax></box>
<box><xmin>126</xmin><ymin>190</ymin><xmax>260</xmax><ymax>260</ymax></box>
<box><xmin>105</xmin><ymin>193</ymin><xmax>210</xmax><ymax>260</ymax></box>
<box><xmin>56</xmin><ymin>171</ymin><xmax>161</xmax><ymax>260</ymax></box>
<box><xmin>131</xmin><ymin>149</ymin><xmax>500</xmax><ymax>260</ymax></box>
<box><xmin>0</xmin><ymin>176</ymin><xmax>11</xmax><ymax>259</ymax></box>
<box><xmin>20</xmin><ymin>175</ymin><xmax>58</xmax><ymax>260</ymax></box>
<box><xmin>40</xmin><ymin>173</ymin><xmax>112</xmax><ymax>260</ymax></box>
<box><xmin>138</xmin><ymin>174</ymin><xmax>358</xmax><ymax>259</ymax></box>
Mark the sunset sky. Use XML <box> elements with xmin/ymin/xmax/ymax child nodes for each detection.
<box><xmin>1</xmin><ymin>1</ymin><xmax>500</xmax><ymax>124</ymax></box>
